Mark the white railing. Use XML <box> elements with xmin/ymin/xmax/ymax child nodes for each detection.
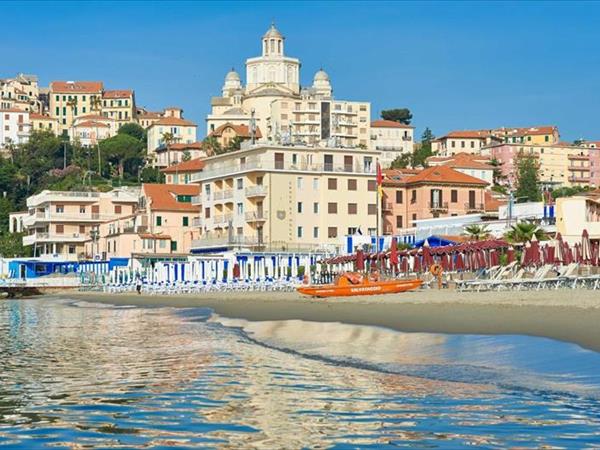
<box><xmin>23</xmin><ymin>232</ymin><xmax>89</xmax><ymax>245</ymax></box>
<box><xmin>245</xmin><ymin>185</ymin><xmax>267</xmax><ymax>197</ymax></box>
<box><xmin>191</xmin><ymin>235</ymin><xmax>262</xmax><ymax>248</ymax></box>
<box><xmin>191</xmin><ymin>160</ymin><xmax>376</xmax><ymax>182</ymax></box>
<box><xmin>191</xmin><ymin>194</ymin><xmax>202</xmax><ymax>205</ymax></box>
<box><xmin>192</xmin><ymin>217</ymin><xmax>202</xmax><ymax>227</ymax></box>
<box><xmin>245</xmin><ymin>210</ymin><xmax>267</xmax><ymax>221</ymax></box>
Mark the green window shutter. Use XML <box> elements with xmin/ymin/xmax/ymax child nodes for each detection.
<box><xmin>170</xmin><ymin>241</ymin><xmax>177</xmax><ymax>252</ymax></box>
<box><xmin>183</xmin><ymin>216</ymin><xmax>189</xmax><ymax>226</ymax></box>
<box><xmin>156</xmin><ymin>216</ymin><xmax>162</xmax><ymax>226</ymax></box>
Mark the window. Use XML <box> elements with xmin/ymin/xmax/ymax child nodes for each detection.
<box><xmin>79</xmin><ymin>206</ymin><xmax>86</xmax><ymax>214</ymax></box>
<box><xmin>170</xmin><ymin>241</ymin><xmax>177</xmax><ymax>252</ymax></box>
<box><xmin>412</xmin><ymin>213</ymin><xmax>417</xmax><ymax>226</ymax></box>
<box><xmin>451</xmin><ymin>190</ymin><xmax>458</xmax><ymax>203</ymax></box>
<box><xmin>204</xmin><ymin>207</ymin><xmax>210</xmax><ymax>218</ymax></box>
<box><xmin>367</xmin><ymin>180</ymin><xmax>377</xmax><ymax>191</ymax></box>
<box><xmin>55</xmin><ymin>205</ymin><xmax>64</xmax><ymax>213</ymax></box>
<box><xmin>451</xmin><ymin>141</ymin><xmax>455</xmax><ymax>148</ymax></box>
<box><xmin>274</xmin><ymin>152</ymin><xmax>284</xmax><ymax>169</ymax></box>
<box><xmin>313</xmin><ymin>202</ymin><xmax>319</xmax><ymax>213</ymax></box>
<box><xmin>328</xmin><ymin>227</ymin><xmax>338</xmax><ymax>238</ymax></box>
<box><xmin>236</xmin><ymin>178</ymin><xmax>243</xmax><ymax>190</ymax></box>
<box><xmin>156</xmin><ymin>216</ymin><xmax>162</xmax><ymax>226</ymax></box>
<box><xmin>411</xmin><ymin>190</ymin><xmax>417</xmax><ymax>204</ymax></box>
<box><xmin>348</xmin><ymin>203</ymin><xmax>357</xmax><ymax>214</ymax></box>
<box><xmin>324</xmin><ymin>154</ymin><xmax>333</xmax><ymax>171</ymax></box>
<box><xmin>368</xmin><ymin>204</ymin><xmax>377</xmax><ymax>215</ymax></box>
<box><xmin>348</xmin><ymin>227</ymin><xmax>358</xmax><ymax>235</ymax></box>
<box><xmin>313</xmin><ymin>178</ymin><xmax>319</xmax><ymax>190</ymax></box>
<box><xmin>396</xmin><ymin>190</ymin><xmax>403</xmax><ymax>204</ymax></box>
<box><xmin>470</xmin><ymin>141</ymin><xmax>475</xmax><ymax>148</ymax></box>
<box><xmin>313</xmin><ymin>227</ymin><xmax>319</xmax><ymax>238</ymax></box>
<box><xmin>347</xmin><ymin>179</ymin><xmax>357</xmax><ymax>191</ymax></box>
<box><xmin>396</xmin><ymin>215</ymin><xmax>403</xmax><ymax>228</ymax></box>
<box><xmin>328</xmin><ymin>178</ymin><xmax>337</xmax><ymax>190</ymax></box>
<box><xmin>545</xmin><ymin>135</ymin><xmax>549</xmax><ymax>142</ymax></box>
<box><xmin>297</xmin><ymin>177</ymin><xmax>303</xmax><ymax>189</ymax></box>
<box><xmin>56</xmin><ymin>224</ymin><xmax>64</xmax><ymax>234</ymax></box>
<box><xmin>237</xmin><ymin>203</ymin><xmax>244</xmax><ymax>215</ymax></box>
<box><xmin>297</xmin><ymin>226</ymin><xmax>303</xmax><ymax>238</ymax></box>
<box><xmin>461</xmin><ymin>141</ymin><xmax>465</xmax><ymax>148</ymax></box>
<box><xmin>177</xmin><ymin>195</ymin><xmax>192</xmax><ymax>202</ymax></box>
<box><xmin>328</xmin><ymin>202</ymin><xmax>338</xmax><ymax>214</ymax></box>
<box><xmin>297</xmin><ymin>202</ymin><xmax>303</xmax><ymax>213</ymax></box>
<box><xmin>114</xmin><ymin>205</ymin><xmax>122</xmax><ymax>214</ymax></box>
<box><xmin>68</xmin><ymin>245</ymin><xmax>76</xmax><ymax>254</ymax></box>
<box><xmin>159</xmin><ymin>239</ymin><xmax>166</xmax><ymax>249</ymax></box>
<box><xmin>183</xmin><ymin>216</ymin><xmax>189</xmax><ymax>226</ymax></box>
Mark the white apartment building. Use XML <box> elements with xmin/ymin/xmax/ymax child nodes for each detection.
<box><xmin>190</xmin><ymin>143</ymin><xmax>380</xmax><ymax>252</ymax></box>
<box><xmin>0</xmin><ymin>109</ymin><xmax>31</xmax><ymax>149</ymax></box>
<box><xmin>370</xmin><ymin>119</ymin><xmax>414</xmax><ymax>167</ymax></box>
<box><xmin>0</xmin><ymin>74</ymin><xmax>42</xmax><ymax>112</ymax></box>
<box><xmin>147</xmin><ymin>116</ymin><xmax>198</xmax><ymax>167</ymax></box>
<box><xmin>19</xmin><ymin>188</ymin><xmax>139</xmax><ymax>261</ymax></box>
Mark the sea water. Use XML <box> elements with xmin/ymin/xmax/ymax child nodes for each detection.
<box><xmin>0</xmin><ymin>298</ymin><xmax>599</xmax><ymax>449</ymax></box>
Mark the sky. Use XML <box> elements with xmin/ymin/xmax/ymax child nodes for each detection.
<box><xmin>2</xmin><ymin>1</ymin><xmax>599</xmax><ymax>141</ymax></box>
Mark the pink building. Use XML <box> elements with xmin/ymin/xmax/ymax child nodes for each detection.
<box><xmin>382</xmin><ymin>166</ymin><xmax>488</xmax><ymax>233</ymax></box>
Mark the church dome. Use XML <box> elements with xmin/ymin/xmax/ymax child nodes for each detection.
<box><xmin>222</xmin><ymin>68</ymin><xmax>242</xmax><ymax>96</ymax></box>
<box><xmin>313</xmin><ymin>69</ymin><xmax>330</xmax><ymax>83</ymax></box>
<box><xmin>225</xmin><ymin>68</ymin><xmax>241</xmax><ymax>82</ymax></box>
<box><xmin>263</xmin><ymin>23</ymin><xmax>283</xmax><ymax>39</ymax></box>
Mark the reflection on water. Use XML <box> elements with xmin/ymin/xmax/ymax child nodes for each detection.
<box><xmin>0</xmin><ymin>298</ymin><xmax>599</xmax><ymax>448</ymax></box>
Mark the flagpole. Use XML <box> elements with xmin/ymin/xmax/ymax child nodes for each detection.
<box><xmin>376</xmin><ymin>159</ymin><xmax>382</xmax><ymax>252</ymax></box>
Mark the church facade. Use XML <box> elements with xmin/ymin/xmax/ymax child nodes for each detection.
<box><xmin>206</xmin><ymin>24</ymin><xmax>371</xmax><ymax>149</ymax></box>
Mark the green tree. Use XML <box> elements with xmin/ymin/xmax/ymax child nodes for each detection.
<box><xmin>118</xmin><ymin>122</ymin><xmax>146</xmax><ymax>142</ymax></box>
<box><xmin>182</xmin><ymin>151</ymin><xmax>192</xmax><ymax>162</ymax></box>
<box><xmin>515</xmin><ymin>151</ymin><xmax>541</xmax><ymax>202</ymax></box>
<box><xmin>226</xmin><ymin>136</ymin><xmax>244</xmax><ymax>152</ymax></box>
<box><xmin>380</xmin><ymin>108</ymin><xmax>413</xmax><ymax>125</ymax></box>
<box><xmin>161</xmin><ymin>131</ymin><xmax>175</xmax><ymax>167</ymax></box>
<box><xmin>389</xmin><ymin>153</ymin><xmax>411</xmax><ymax>169</ymax></box>
<box><xmin>551</xmin><ymin>185</ymin><xmax>589</xmax><ymax>200</ymax></box>
<box><xmin>462</xmin><ymin>224</ymin><xmax>491</xmax><ymax>241</ymax></box>
<box><xmin>0</xmin><ymin>232</ymin><xmax>31</xmax><ymax>257</ymax></box>
<box><xmin>202</xmin><ymin>136</ymin><xmax>222</xmax><ymax>155</ymax></box>
<box><xmin>99</xmin><ymin>134</ymin><xmax>144</xmax><ymax>179</ymax></box>
<box><xmin>504</xmin><ymin>221</ymin><xmax>547</xmax><ymax>243</ymax></box>
<box><xmin>412</xmin><ymin>127</ymin><xmax>435</xmax><ymax>167</ymax></box>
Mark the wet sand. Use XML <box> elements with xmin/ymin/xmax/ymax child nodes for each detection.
<box><xmin>60</xmin><ymin>289</ymin><xmax>600</xmax><ymax>352</ymax></box>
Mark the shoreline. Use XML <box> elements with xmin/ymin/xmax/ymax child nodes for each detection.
<box><xmin>52</xmin><ymin>289</ymin><xmax>600</xmax><ymax>353</ymax></box>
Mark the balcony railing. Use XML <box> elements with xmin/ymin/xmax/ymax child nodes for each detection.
<box><xmin>382</xmin><ymin>202</ymin><xmax>393</xmax><ymax>212</ymax></box>
<box><xmin>245</xmin><ymin>185</ymin><xmax>267</xmax><ymax>197</ymax></box>
<box><xmin>428</xmin><ymin>202</ymin><xmax>449</xmax><ymax>212</ymax></box>
<box><xmin>191</xmin><ymin>159</ymin><xmax>376</xmax><ymax>182</ymax></box>
<box><xmin>569</xmin><ymin>176</ymin><xmax>590</xmax><ymax>183</ymax></box>
<box><xmin>23</xmin><ymin>232</ymin><xmax>89</xmax><ymax>245</ymax></box>
<box><xmin>569</xmin><ymin>165</ymin><xmax>590</xmax><ymax>171</ymax></box>
<box><xmin>192</xmin><ymin>217</ymin><xmax>202</xmax><ymax>227</ymax></box>
<box><xmin>191</xmin><ymin>194</ymin><xmax>202</xmax><ymax>205</ymax></box>
<box><xmin>464</xmin><ymin>202</ymin><xmax>485</xmax><ymax>212</ymax></box>
<box><xmin>245</xmin><ymin>210</ymin><xmax>267</xmax><ymax>221</ymax></box>
<box><xmin>568</xmin><ymin>154</ymin><xmax>589</xmax><ymax>161</ymax></box>
<box><xmin>191</xmin><ymin>235</ymin><xmax>263</xmax><ymax>248</ymax></box>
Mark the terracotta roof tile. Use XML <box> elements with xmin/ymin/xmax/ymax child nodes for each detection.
<box><xmin>371</xmin><ymin>119</ymin><xmax>413</xmax><ymax>129</ymax></box>
<box><xmin>403</xmin><ymin>166</ymin><xmax>488</xmax><ymax>186</ymax></box>
<box><xmin>209</xmin><ymin>122</ymin><xmax>263</xmax><ymax>138</ymax></box>
<box><xmin>428</xmin><ymin>152</ymin><xmax>494</xmax><ymax>170</ymax></box>
<box><xmin>0</xmin><ymin>108</ymin><xmax>27</xmax><ymax>113</ymax></box>
<box><xmin>169</xmin><ymin>142</ymin><xmax>204</xmax><ymax>151</ymax></box>
<box><xmin>74</xmin><ymin>120</ymin><xmax>110</xmax><ymax>128</ymax></box>
<box><xmin>103</xmin><ymin>89</ymin><xmax>133</xmax><ymax>99</ymax></box>
<box><xmin>152</xmin><ymin>117</ymin><xmax>196</xmax><ymax>127</ymax></box>
<box><xmin>161</xmin><ymin>157</ymin><xmax>205</xmax><ymax>173</ymax></box>
<box><xmin>142</xmin><ymin>183</ymin><xmax>200</xmax><ymax>212</ymax></box>
<box><xmin>30</xmin><ymin>113</ymin><xmax>55</xmax><ymax>120</ymax></box>
<box><xmin>139</xmin><ymin>233</ymin><xmax>171</xmax><ymax>240</ymax></box>
<box><xmin>484</xmin><ymin>191</ymin><xmax>507</xmax><ymax>212</ymax></box>
<box><xmin>51</xmin><ymin>81</ymin><xmax>103</xmax><ymax>93</ymax></box>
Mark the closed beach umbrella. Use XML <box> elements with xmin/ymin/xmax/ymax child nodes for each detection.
<box><xmin>546</xmin><ymin>245</ymin><xmax>555</xmax><ymax>265</ymax></box>
<box><xmin>422</xmin><ymin>243</ymin><xmax>433</xmax><ymax>268</ymax></box>
<box><xmin>389</xmin><ymin>238</ymin><xmax>399</xmax><ymax>271</ymax></box>
<box><xmin>455</xmin><ymin>253</ymin><xmax>465</xmax><ymax>272</ymax></box>
<box><xmin>233</xmin><ymin>263</ymin><xmax>240</xmax><ymax>279</ymax></box>
<box><xmin>530</xmin><ymin>235</ymin><xmax>541</xmax><ymax>266</ymax></box>
<box><xmin>592</xmin><ymin>242</ymin><xmax>600</xmax><ymax>266</ymax></box>
<box><xmin>400</xmin><ymin>256</ymin><xmax>409</xmax><ymax>273</ymax></box>
<box><xmin>581</xmin><ymin>229</ymin><xmax>592</xmax><ymax>264</ymax></box>
<box><xmin>506</xmin><ymin>247</ymin><xmax>515</xmax><ymax>264</ymax></box>
<box><xmin>413</xmin><ymin>254</ymin><xmax>421</xmax><ymax>273</ymax></box>
<box><xmin>356</xmin><ymin>249</ymin><xmax>365</xmax><ymax>272</ymax></box>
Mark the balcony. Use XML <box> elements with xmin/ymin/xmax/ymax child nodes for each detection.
<box><xmin>192</xmin><ymin>217</ymin><xmax>203</xmax><ymax>227</ymax></box>
<box><xmin>23</xmin><ymin>232</ymin><xmax>89</xmax><ymax>245</ymax></box>
<box><xmin>245</xmin><ymin>210</ymin><xmax>267</xmax><ymax>222</ymax></box>
<box><xmin>382</xmin><ymin>202</ymin><xmax>393</xmax><ymax>213</ymax></box>
<box><xmin>213</xmin><ymin>190</ymin><xmax>233</xmax><ymax>201</ymax></box>
<box><xmin>245</xmin><ymin>185</ymin><xmax>267</xmax><ymax>197</ymax></box>
<box><xmin>22</xmin><ymin>211</ymin><xmax>120</xmax><ymax>226</ymax></box>
<box><xmin>428</xmin><ymin>202</ymin><xmax>449</xmax><ymax>213</ymax></box>
<box><xmin>191</xmin><ymin>159</ymin><xmax>376</xmax><ymax>182</ymax></box>
<box><xmin>383</xmin><ymin>225</ymin><xmax>393</xmax><ymax>235</ymax></box>
<box><xmin>464</xmin><ymin>202</ymin><xmax>485</xmax><ymax>213</ymax></box>
<box><xmin>192</xmin><ymin>235</ymin><xmax>263</xmax><ymax>249</ymax></box>
<box><xmin>569</xmin><ymin>165</ymin><xmax>590</xmax><ymax>171</ymax></box>
<box><xmin>568</xmin><ymin>154</ymin><xmax>589</xmax><ymax>161</ymax></box>
<box><xmin>191</xmin><ymin>194</ymin><xmax>202</xmax><ymax>205</ymax></box>
<box><xmin>569</xmin><ymin>176</ymin><xmax>591</xmax><ymax>183</ymax></box>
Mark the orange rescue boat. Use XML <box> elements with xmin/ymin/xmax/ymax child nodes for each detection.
<box><xmin>297</xmin><ymin>272</ymin><xmax>422</xmax><ymax>298</ymax></box>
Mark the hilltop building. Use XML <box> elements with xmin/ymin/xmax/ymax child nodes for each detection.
<box><xmin>370</xmin><ymin>119</ymin><xmax>414</xmax><ymax>167</ymax></box>
<box><xmin>0</xmin><ymin>74</ymin><xmax>43</xmax><ymax>113</ymax></box>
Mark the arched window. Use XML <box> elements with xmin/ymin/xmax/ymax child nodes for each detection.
<box><xmin>278</xmin><ymin>39</ymin><xmax>281</xmax><ymax>54</ymax></box>
<box><xmin>270</xmin><ymin>39</ymin><xmax>275</xmax><ymax>53</ymax></box>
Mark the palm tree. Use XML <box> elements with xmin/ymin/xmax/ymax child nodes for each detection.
<box><xmin>463</xmin><ymin>224</ymin><xmax>490</xmax><ymax>241</ymax></box>
<box><xmin>66</xmin><ymin>96</ymin><xmax>78</xmax><ymax>123</ymax></box>
<box><xmin>504</xmin><ymin>221</ymin><xmax>547</xmax><ymax>244</ymax></box>
<box><xmin>161</xmin><ymin>131</ymin><xmax>175</xmax><ymax>167</ymax></box>
<box><xmin>90</xmin><ymin>95</ymin><xmax>102</xmax><ymax>113</ymax></box>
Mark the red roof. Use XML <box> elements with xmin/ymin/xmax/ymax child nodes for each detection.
<box><xmin>153</xmin><ymin>117</ymin><xmax>196</xmax><ymax>127</ymax></box>
<box><xmin>0</xmin><ymin>108</ymin><xmax>27</xmax><ymax>113</ymax></box>
<box><xmin>142</xmin><ymin>183</ymin><xmax>200</xmax><ymax>212</ymax></box>
<box><xmin>209</xmin><ymin>122</ymin><xmax>263</xmax><ymax>139</ymax></box>
<box><xmin>169</xmin><ymin>142</ymin><xmax>204</xmax><ymax>151</ymax></box>
<box><xmin>51</xmin><ymin>81</ymin><xmax>103</xmax><ymax>93</ymax></box>
<box><xmin>445</xmin><ymin>130</ymin><xmax>490</xmax><ymax>139</ymax></box>
<box><xmin>77</xmin><ymin>114</ymin><xmax>113</xmax><ymax>121</ymax></box>
<box><xmin>484</xmin><ymin>191</ymin><xmax>507</xmax><ymax>212</ymax></box>
<box><xmin>103</xmin><ymin>89</ymin><xmax>133</xmax><ymax>99</ymax></box>
<box><xmin>74</xmin><ymin>120</ymin><xmax>110</xmax><ymax>128</ymax></box>
<box><xmin>371</xmin><ymin>120</ymin><xmax>413</xmax><ymax>129</ymax></box>
<box><xmin>139</xmin><ymin>233</ymin><xmax>171</xmax><ymax>240</ymax></box>
<box><xmin>30</xmin><ymin>113</ymin><xmax>55</xmax><ymax>120</ymax></box>
<box><xmin>403</xmin><ymin>166</ymin><xmax>488</xmax><ymax>186</ymax></box>
<box><xmin>427</xmin><ymin>152</ymin><xmax>494</xmax><ymax>170</ymax></box>
<box><xmin>161</xmin><ymin>158</ymin><xmax>205</xmax><ymax>174</ymax></box>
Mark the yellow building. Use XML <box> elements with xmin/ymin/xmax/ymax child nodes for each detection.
<box><xmin>0</xmin><ymin>73</ymin><xmax>42</xmax><ymax>112</ymax></box>
<box><xmin>190</xmin><ymin>144</ymin><xmax>380</xmax><ymax>252</ymax></box>
<box><xmin>556</xmin><ymin>193</ymin><xmax>600</xmax><ymax>244</ymax></box>
<box><xmin>101</xmin><ymin>89</ymin><xmax>136</xmax><ymax>127</ymax></box>
<box><xmin>49</xmin><ymin>81</ymin><xmax>104</xmax><ymax>134</ymax></box>
<box><xmin>147</xmin><ymin>115</ymin><xmax>198</xmax><ymax>167</ymax></box>
<box><xmin>30</xmin><ymin>113</ymin><xmax>60</xmax><ymax>134</ymax></box>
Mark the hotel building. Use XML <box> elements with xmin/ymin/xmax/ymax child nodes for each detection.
<box><xmin>101</xmin><ymin>89</ymin><xmax>136</xmax><ymax>127</ymax></box>
<box><xmin>162</xmin><ymin>158</ymin><xmax>205</xmax><ymax>185</ymax></box>
<box><xmin>20</xmin><ymin>188</ymin><xmax>139</xmax><ymax>260</ymax></box>
<box><xmin>190</xmin><ymin>144</ymin><xmax>380</xmax><ymax>252</ymax></box>
<box><xmin>426</xmin><ymin>152</ymin><xmax>494</xmax><ymax>186</ymax></box>
<box><xmin>382</xmin><ymin>166</ymin><xmax>488</xmax><ymax>234</ymax></box>
<box><xmin>0</xmin><ymin>74</ymin><xmax>42</xmax><ymax>112</ymax></box>
<box><xmin>89</xmin><ymin>183</ymin><xmax>201</xmax><ymax>259</ymax></box>
<box><xmin>30</xmin><ymin>113</ymin><xmax>59</xmax><ymax>134</ymax></box>
<box><xmin>49</xmin><ymin>81</ymin><xmax>104</xmax><ymax>134</ymax></box>
<box><xmin>0</xmin><ymin>108</ymin><xmax>30</xmax><ymax>149</ymax></box>
<box><xmin>147</xmin><ymin>107</ymin><xmax>198</xmax><ymax>166</ymax></box>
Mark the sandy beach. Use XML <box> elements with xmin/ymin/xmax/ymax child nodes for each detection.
<box><xmin>55</xmin><ymin>288</ymin><xmax>600</xmax><ymax>353</ymax></box>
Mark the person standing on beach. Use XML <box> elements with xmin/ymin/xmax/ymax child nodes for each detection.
<box><xmin>136</xmin><ymin>276</ymin><xmax>142</xmax><ymax>295</ymax></box>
